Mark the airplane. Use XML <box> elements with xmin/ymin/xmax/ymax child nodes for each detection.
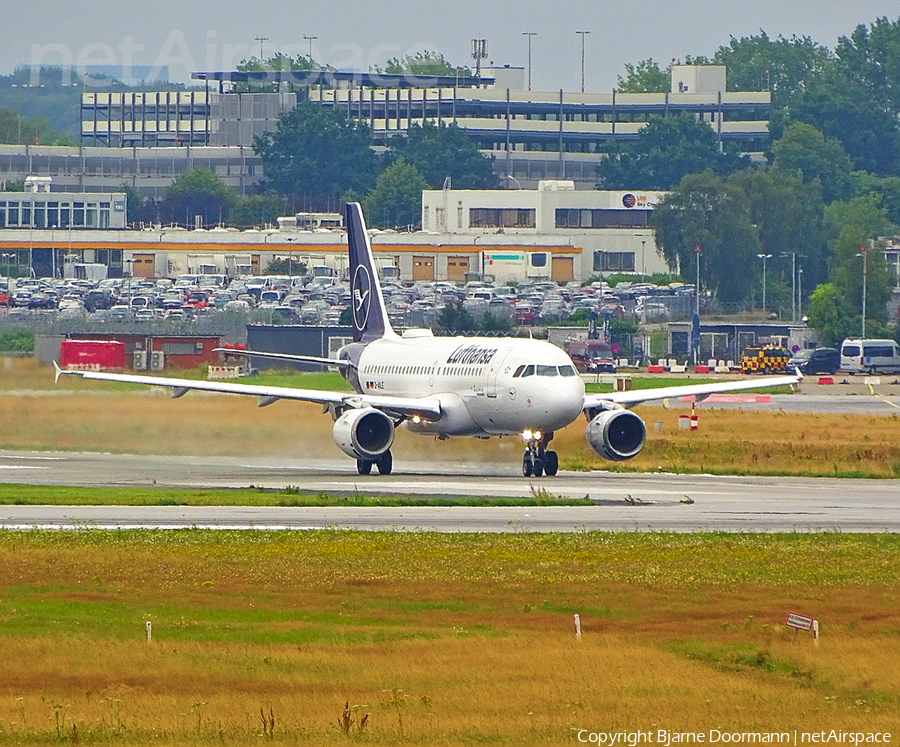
<box><xmin>56</xmin><ymin>203</ymin><xmax>800</xmax><ymax>478</ymax></box>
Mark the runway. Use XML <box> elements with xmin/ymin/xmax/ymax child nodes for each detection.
<box><xmin>1</xmin><ymin>451</ymin><xmax>898</xmax><ymax>533</ymax></box>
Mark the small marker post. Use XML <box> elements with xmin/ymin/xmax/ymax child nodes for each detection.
<box><xmin>146</xmin><ymin>621</ymin><xmax>152</xmax><ymax>643</ymax></box>
<box><xmin>813</xmin><ymin>619</ymin><xmax>819</xmax><ymax>645</ymax></box>
<box><xmin>574</xmin><ymin>614</ymin><xmax>582</xmax><ymax>641</ymax></box>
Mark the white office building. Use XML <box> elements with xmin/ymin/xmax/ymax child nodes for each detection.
<box><xmin>422</xmin><ymin>181</ymin><xmax>669</xmax><ymax>281</ymax></box>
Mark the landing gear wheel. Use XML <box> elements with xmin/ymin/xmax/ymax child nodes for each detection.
<box><xmin>532</xmin><ymin>459</ymin><xmax>544</xmax><ymax>478</ymax></box>
<box><xmin>376</xmin><ymin>450</ymin><xmax>393</xmax><ymax>475</ymax></box>
<box><xmin>522</xmin><ymin>454</ymin><xmax>533</xmax><ymax>477</ymax></box>
<box><xmin>544</xmin><ymin>450</ymin><xmax>559</xmax><ymax>476</ymax></box>
<box><xmin>356</xmin><ymin>459</ymin><xmax>372</xmax><ymax>475</ymax></box>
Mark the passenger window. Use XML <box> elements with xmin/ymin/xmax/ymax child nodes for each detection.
<box><xmin>558</xmin><ymin>365</ymin><xmax>577</xmax><ymax>376</ymax></box>
<box><xmin>513</xmin><ymin>365</ymin><xmax>525</xmax><ymax>378</ymax></box>
<box><xmin>521</xmin><ymin>365</ymin><xmax>535</xmax><ymax>377</ymax></box>
<box><xmin>537</xmin><ymin>365</ymin><xmax>559</xmax><ymax>376</ymax></box>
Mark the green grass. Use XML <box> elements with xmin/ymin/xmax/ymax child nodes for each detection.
<box><xmin>0</xmin><ymin>483</ymin><xmax>595</xmax><ymax>507</ymax></box>
<box><xmin>585</xmin><ymin>377</ymin><xmax>795</xmax><ymax>395</ymax></box>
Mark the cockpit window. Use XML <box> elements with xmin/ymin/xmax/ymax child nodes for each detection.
<box><xmin>521</xmin><ymin>364</ymin><xmax>535</xmax><ymax>377</ymax></box>
<box><xmin>512</xmin><ymin>365</ymin><xmax>526</xmax><ymax>378</ymax></box>
<box><xmin>537</xmin><ymin>365</ymin><xmax>559</xmax><ymax>376</ymax></box>
<box><xmin>558</xmin><ymin>365</ymin><xmax>577</xmax><ymax>377</ymax></box>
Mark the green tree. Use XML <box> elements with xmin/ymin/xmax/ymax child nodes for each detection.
<box><xmin>382</xmin><ymin>51</ymin><xmax>471</xmax><ymax>78</ymax></box>
<box><xmin>118</xmin><ymin>183</ymin><xmax>143</xmax><ymax>226</ymax></box>
<box><xmin>852</xmin><ymin>172</ymin><xmax>900</xmax><ymax>226</ymax></box>
<box><xmin>729</xmin><ymin>167</ymin><xmax>829</xmax><ymax>292</ymax></box>
<box><xmin>836</xmin><ymin>16</ymin><xmax>900</xmax><ymax>117</ymax></box>
<box><xmin>597</xmin><ymin>113</ymin><xmax>748</xmax><ymax>190</ymax></box>
<box><xmin>650</xmin><ymin>171</ymin><xmax>761</xmax><ymax>306</ymax></box>
<box><xmin>231</xmin><ymin>192</ymin><xmax>286</xmax><ymax>228</ymax></box>
<box><xmin>254</xmin><ymin>102</ymin><xmax>378</xmax><ymax>201</ymax></box>
<box><xmin>165</xmin><ymin>167</ymin><xmax>235</xmax><ymax>227</ymax></box>
<box><xmin>806</xmin><ymin>282</ymin><xmax>857</xmax><ymax>345</ymax></box>
<box><xmin>363</xmin><ymin>158</ymin><xmax>428</xmax><ymax>229</ymax></box>
<box><xmin>389</xmin><ymin>122</ymin><xmax>496</xmax><ymax>190</ymax></box>
<box><xmin>616</xmin><ymin>59</ymin><xmax>670</xmax><ymax>93</ymax></box>
<box><xmin>437</xmin><ymin>302</ymin><xmax>477</xmax><ymax>334</ymax></box>
<box><xmin>771</xmin><ymin>122</ymin><xmax>854</xmax><ymax>203</ymax></box>
<box><xmin>712</xmin><ymin>32</ymin><xmax>836</xmax><ymax>106</ymax></box>
<box><xmin>823</xmin><ymin>196</ymin><xmax>895</xmax><ymax>325</ymax></box>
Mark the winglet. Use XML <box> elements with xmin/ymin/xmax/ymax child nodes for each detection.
<box><xmin>53</xmin><ymin>361</ymin><xmax>64</xmax><ymax>383</ymax></box>
<box><xmin>346</xmin><ymin>202</ymin><xmax>397</xmax><ymax>343</ymax></box>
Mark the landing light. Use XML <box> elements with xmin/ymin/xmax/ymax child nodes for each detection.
<box><xmin>521</xmin><ymin>429</ymin><xmax>533</xmax><ymax>442</ymax></box>
<box><xmin>412</xmin><ymin>415</ymin><xmax>421</xmax><ymax>424</ymax></box>
<box><xmin>533</xmin><ymin>431</ymin><xmax>542</xmax><ymax>441</ymax></box>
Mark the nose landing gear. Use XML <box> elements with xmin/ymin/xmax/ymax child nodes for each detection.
<box><xmin>522</xmin><ymin>431</ymin><xmax>558</xmax><ymax>478</ymax></box>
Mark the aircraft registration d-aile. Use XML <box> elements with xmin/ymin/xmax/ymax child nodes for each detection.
<box><xmin>56</xmin><ymin>203</ymin><xmax>799</xmax><ymax>478</ymax></box>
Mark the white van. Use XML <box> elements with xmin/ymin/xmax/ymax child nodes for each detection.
<box><xmin>840</xmin><ymin>339</ymin><xmax>900</xmax><ymax>374</ymax></box>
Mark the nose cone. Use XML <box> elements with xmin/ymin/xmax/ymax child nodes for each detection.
<box><xmin>536</xmin><ymin>376</ymin><xmax>585</xmax><ymax>430</ymax></box>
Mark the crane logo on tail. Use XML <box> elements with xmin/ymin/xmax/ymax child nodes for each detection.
<box><xmin>352</xmin><ymin>264</ymin><xmax>372</xmax><ymax>332</ymax></box>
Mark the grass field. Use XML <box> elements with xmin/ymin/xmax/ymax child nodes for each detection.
<box><xmin>1</xmin><ymin>530</ymin><xmax>899</xmax><ymax>745</ymax></box>
<box><xmin>2</xmin><ymin>358</ymin><xmax>898</xmax><ymax>478</ymax></box>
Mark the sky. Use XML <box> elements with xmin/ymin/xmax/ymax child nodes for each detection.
<box><xmin>3</xmin><ymin>0</ymin><xmax>899</xmax><ymax>92</ymax></box>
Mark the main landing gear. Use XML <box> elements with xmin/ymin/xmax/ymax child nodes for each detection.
<box><xmin>522</xmin><ymin>431</ymin><xmax>558</xmax><ymax>478</ymax></box>
<box><xmin>357</xmin><ymin>450</ymin><xmax>393</xmax><ymax>476</ymax></box>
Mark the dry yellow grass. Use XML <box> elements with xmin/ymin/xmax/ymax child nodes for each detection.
<box><xmin>2</xmin><ymin>357</ymin><xmax>898</xmax><ymax>475</ymax></box>
<box><xmin>1</xmin><ymin>532</ymin><xmax>899</xmax><ymax>744</ymax></box>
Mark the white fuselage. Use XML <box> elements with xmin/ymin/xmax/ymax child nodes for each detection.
<box><xmin>352</xmin><ymin>334</ymin><xmax>585</xmax><ymax>437</ymax></box>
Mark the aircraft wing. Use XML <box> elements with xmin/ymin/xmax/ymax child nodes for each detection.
<box><xmin>54</xmin><ymin>364</ymin><xmax>442</xmax><ymax>421</ymax></box>
<box><xmin>583</xmin><ymin>374</ymin><xmax>800</xmax><ymax>411</ymax></box>
<box><xmin>212</xmin><ymin>349</ymin><xmax>353</xmax><ymax>369</ymax></box>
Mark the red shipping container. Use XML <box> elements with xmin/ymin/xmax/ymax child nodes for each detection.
<box><xmin>60</xmin><ymin>340</ymin><xmax>126</xmax><ymax>370</ymax></box>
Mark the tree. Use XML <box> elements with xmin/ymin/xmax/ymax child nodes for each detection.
<box><xmin>616</xmin><ymin>59</ymin><xmax>670</xmax><ymax>93</ymax></box>
<box><xmin>388</xmin><ymin>121</ymin><xmax>496</xmax><ymax>190</ymax></box>
<box><xmin>381</xmin><ymin>51</ymin><xmax>471</xmax><ymax>78</ymax></box>
<box><xmin>231</xmin><ymin>192</ymin><xmax>286</xmax><ymax>228</ymax></box>
<box><xmin>729</xmin><ymin>167</ymin><xmax>829</xmax><ymax>292</ymax></box>
<box><xmin>650</xmin><ymin>171</ymin><xmax>761</xmax><ymax>306</ymax></box>
<box><xmin>597</xmin><ymin>113</ymin><xmax>749</xmax><ymax>190</ymax></box>
<box><xmin>852</xmin><ymin>173</ymin><xmax>900</xmax><ymax>226</ymax></box>
<box><xmin>712</xmin><ymin>32</ymin><xmax>836</xmax><ymax>106</ymax></box>
<box><xmin>254</xmin><ymin>102</ymin><xmax>378</xmax><ymax>202</ymax></box>
<box><xmin>806</xmin><ymin>282</ymin><xmax>857</xmax><ymax>345</ymax></box>
<box><xmin>165</xmin><ymin>167</ymin><xmax>235</xmax><ymax>227</ymax></box>
<box><xmin>118</xmin><ymin>183</ymin><xmax>144</xmax><ymax>226</ymax></box>
<box><xmin>836</xmin><ymin>16</ymin><xmax>900</xmax><ymax>117</ymax></box>
<box><xmin>363</xmin><ymin>158</ymin><xmax>428</xmax><ymax>229</ymax></box>
<box><xmin>771</xmin><ymin>122</ymin><xmax>854</xmax><ymax>203</ymax></box>
<box><xmin>823</xmin><ymin>196</ymin><xmax>895</xmax><ymax>325</ymax></box>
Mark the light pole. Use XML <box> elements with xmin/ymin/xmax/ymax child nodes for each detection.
<box><xmin>285</xmin><ymin>236</ymin><xmax>297</xmax><ymax>280</ymax></box>
<box><xmin>576</xmin><ymin>31</ymin><xmax>590</xmax><ymax>93</ymax></box>
<box><xmin>254</xmin><ymin>36</ymin><xmax>269</xmax><ymax>63</ymax></box>
<box><xmin>798</xmin><ymin>267</ymin><xmax>803</xmax><ymax>320</ymax></box>
<box><xmin>857</xmin><ymin>246</ymin><xmax>867</xmax><ymax>339</ymax></box>
<box><xmin>757</xmin><ymin>253</ymin><xmax>772</xmax><ymax>316</ymax></box>
<box><xmin>2</xmin><ymin>253</ymin><xmax>12</xmax><ymax>312</ymax></box>
<box><xmin>506</xmin><ymin>175</ymin><xmax>521</xmax><ymax>190</ymax></box>
<box><xmin>695</xmin><ymin>245</ymin><xmax>700</xmax><ymax>319</ymax></box>
<box><xmin>303</xmin><ymin>35</ymin><xmax>317</xmax><ymax>67</ymax></box>
<box><xmin>522</xmin><ymin>32</ymin><xmax>537</xmax><ymax>91</ymax></box>
<box><xmin>124</xmin><ymin>258</ymin><xmax>134</xmax><ymax>305</ymax></box>
<box><xmin>780</xmin><ymin>252</ymin><xmax>805</xmax><ymax>322</ymax></box>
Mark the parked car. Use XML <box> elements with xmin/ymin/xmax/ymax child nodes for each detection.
<box><xmin>787</xmin><ymin>347</ymin><xmax>840</xmax><ymax>375</ymax></box>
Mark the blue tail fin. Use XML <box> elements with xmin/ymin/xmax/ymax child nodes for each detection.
<box><xmin>346</xmin><ymin>202</ymin><xmax>396</xmax><ymax>343</ymax></box>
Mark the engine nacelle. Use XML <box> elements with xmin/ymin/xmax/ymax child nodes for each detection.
<box><xmin>333</xmin><ymin>408</ymin><xmax>395</xmax><ymax>460</ymax></box>
<box><xmin>585</xmin><ymin>409</ymin><xmax>646</xmax><ymax>462</ymax></box>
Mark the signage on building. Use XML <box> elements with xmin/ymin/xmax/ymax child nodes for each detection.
<box><xmin>620</xmin><ymin>193</ymin><xmax>659</xmax><ymax>210</ymax></box>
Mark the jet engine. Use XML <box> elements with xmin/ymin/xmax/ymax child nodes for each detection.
<box><xmin>585</xmin><ymin>409</ymin><xmax>646</xmax><ymax>462</ymax></box>
<box><xmin>333</xmin><ymin>408</ymin><xmax>395</xmax><ymax>460</ymax></box>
